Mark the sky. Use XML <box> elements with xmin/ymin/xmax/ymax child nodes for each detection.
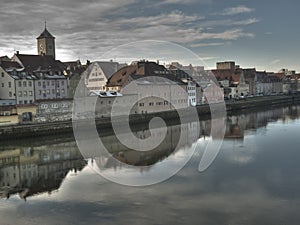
<box><xmin>0</xmin><ymin>0</ymin><xmax>299</xmax><ymax>72</ymax></box>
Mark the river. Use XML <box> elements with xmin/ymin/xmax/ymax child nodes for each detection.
<box><xmin>1</xmin><ymin>105</ymin><xmax>300</xmax><ymax>225</ymax></box>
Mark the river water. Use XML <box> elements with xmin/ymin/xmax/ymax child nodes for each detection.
<box><xmin>1</xmin><ymin>105</ymin><xmax>300</xmax><ymax>225</ymax></box>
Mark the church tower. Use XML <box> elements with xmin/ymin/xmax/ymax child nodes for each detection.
<box><xmin>37</xmin><ymin>22</ymin><xmax>55</xmax><ymax>59</ymax></box>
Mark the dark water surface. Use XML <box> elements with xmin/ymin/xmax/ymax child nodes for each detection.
<box><xmin>1</xmin><ymin>105</ymin><xmax>300</xmax><ymax>225</ymax></box>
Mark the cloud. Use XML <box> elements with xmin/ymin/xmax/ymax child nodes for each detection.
<box><xmin>218</xmin><ymin>5</ymin><xmax>255</xmax><ymax>16</ymax></box>
<box><xmin>201</xmin><ymin>18</ymin><xmax>259</xmax><ymax>27</ymax></box>
<box><xmin>189</xmin><ymin>42</ymin><xmax>226</xmax><ymax>47</ymax></box>
<box><xmin>116</xmin><ymin>10</ymin><xmax>205</xmax><ymax>27</ymax></box>
<box><xmin>270</xmin><ymin>59</ymin><xmax>281</xmax><ymax>65</ymax></box>
<box><xmin>194</xmin><ymin>29</ymin><xmax>255</xmax><ymax>41</ymax></box>
<box><xmin>0</xmin><ymin>1</ymin><xmax>256</xmax><ymax>62</ymax></box>
<box><xmin>232</xmin><ymin>18</ymin><xmax>260</xmax><ymax>25</ymax></box>
<box><xmin>159</xmin><ymin>0</ymin><xmax>212</xmax><ymax>5</ymax></box>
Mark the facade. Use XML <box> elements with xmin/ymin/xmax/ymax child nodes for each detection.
<box><xmin>216</xmin><ymin>61</ymin><xmax>236</xmax><ymax>71</ymax></box>
<box><xmin>168</xmin><ymin>65</ymin><xmax>203</xmax><ymax>106</ymax></box>
<box><xmin>15</xmin><ymin>77</ymin><xmax>35</xmax><ymax>104</ymax></box>
<box><xmin>254</xmin><ymin>71</ymin><xmax>283</xmax><ymax>95</ymax></box>
<box><xmin>34</xmin><ymin>77</ymin><xmax>67</xmax><ymax>100</ymax></box>
<box><xmin>63</xmin><ymin>60</ymin><xmax>87</xmax><ymax>99</ymax></box>
<box><xmin>187</xmin><ymin>80</ymin><xmax>197</xmax><ymax>106</ymax></box>
<box><xmin>85</xmin><ymin>61</ymin><xmax>125</xmax><ymax>92</ymax></box>
<box><xmin>0</xmin><ymin>61</ymin><xmax>35</xmax><ymax>105</ymax></box>
<box><xmin>0</xmin><ymin>64</ymin><xmax>16</xmax><ymax>102</ymax></box>
<box><xmin>203</xmin><ymin>82</ymin><xmax>224</xmax><ymax>103</ymax></box>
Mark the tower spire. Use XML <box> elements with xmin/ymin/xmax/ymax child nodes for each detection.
<box><xmin>45</xmin><ymin>20</ymin><xmax>47</xmax><ymax>29</ymax></box>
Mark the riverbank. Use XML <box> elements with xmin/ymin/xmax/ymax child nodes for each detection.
<box><xmin>1</xmin><ymin>94</ymin><xmax>300</xmax><ymax>140</ymax></box>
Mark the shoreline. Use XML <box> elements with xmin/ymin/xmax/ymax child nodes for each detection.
<box><xmin>1</xmin><ymin>95</ymin><xmax>300</xmax><ymax>141</ymax></box>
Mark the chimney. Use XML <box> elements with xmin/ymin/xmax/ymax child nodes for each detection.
<box><xmin>16</xmin><ymin>51</ymin><xmax>19</xmax><ymax>55</ymax></box>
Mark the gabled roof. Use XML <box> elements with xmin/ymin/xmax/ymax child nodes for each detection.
<box><xmin>94</xmin><ymin>61</ymin><xmax>121</xmax><ymax>79</ymax></box>
<box><xmin>0</xmin><ymin>55</ymin><xmax>10</xmax><ymax>61</ymax></box>
<box><xmin>37</xmin><ymin>28</ymin><xmax>55</xmax><ymax>39</ymax></box>
<box><xmin>0</xmin><ymin>61</ymin><xmax>23</xmax><ymax>70</ymax></box>
<box><xmin>106</xmin><ymin>64</ymin><xmax>138</xmax><ymax>87</ymax></box>
<box><xmin>13</xmin><ymin>54</ymin><xmax>66</xmax><ymax>73</ymax></box>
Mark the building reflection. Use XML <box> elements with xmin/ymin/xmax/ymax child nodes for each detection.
<box><xmin>94</xmin><ymin>121</ymin><xmax>201</xmax><ymax>170</ymax></box>
<box><xmin>0</xmin><ymin>142</ymin><xmax>86</xmax><ymax>200</ymax></box>
<box><xmin>1</xmin><ymin>105</ymin><xmax>300</xmax><ymax>199</ymax></box>
<box><xmin>200</xmin><ymin>105</ymin><xmax>300</xmax><ymax>141</ymax></box>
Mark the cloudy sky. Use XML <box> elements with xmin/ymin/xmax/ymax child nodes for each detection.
<box><xmin>0</xmin><ymin>0</ymin><xmax>299</xmax><ymax>71</ymax></box>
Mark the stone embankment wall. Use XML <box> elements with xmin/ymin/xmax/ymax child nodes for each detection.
<box><xmin>0</xmin><ymin>95</ymin><xmax>300</xmax><ymax>140</ymax></box>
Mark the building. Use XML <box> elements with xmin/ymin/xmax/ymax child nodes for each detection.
<box><xmin>212</xmin><ymin>63</ymin><xmax>249</xmax><ymax>99</ymax></box>
<box><xmin>85</xmin><ymin>61</ymin><xmax>125</xmax><ymax>92</ymax></box>
<box><xmin>37</xmin><ymin>23</ymin><xmax>56</xmax><ymax>59</ymax></box>
<box><xmin>168</xmin><ymin>64</ymin><xmax>202</xmax><ymax>106</ymax></box>
<box><xmin>63</xmin><ymin>60</ymin><xmax>87</xmax><ymax>98</ymax></box>
<box><xmin>12</xmin><ymin>53</ymin><xmax>68</xmax><ymax>100</ymax></box>
<box><xmin>254</xmin><ymin>71</ymin><xmax>282</xmax><ymax>95</ymax></box>
<box><xmin>0</xmin><ymin>60</ymin><xmax>35</xmax><ymax>105</ymax></box>
<box><xmin>106</xmin><ymin>61</ymin><xmax>188</xmax><ymax>113</ymax></box>
<box><xmin>216</xmin><ymin>61</ymin><xmax>236</xmax><ymax>71</ymax></box>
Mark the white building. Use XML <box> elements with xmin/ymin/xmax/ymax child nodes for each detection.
<box><xmin>0</xmin><ymin>61</ymin><xmax>35</xmax><ymax>105</ymax></box>
<box><xmin>85</xmin><ymin>61</ymin><xmax>126</xmax><ymax>92</ymax></box>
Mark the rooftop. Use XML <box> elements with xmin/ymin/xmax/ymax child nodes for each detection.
<box><xmin>37</xmin><ymin>28</ymin><xmax>55</xmax><ymax>39</ymax></box>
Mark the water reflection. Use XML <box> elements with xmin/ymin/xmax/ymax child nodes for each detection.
<box><xmin>0</xmin><ymin>105</ymin><xmax>300</xmax><ymax>203</ymax></box>
<box><xmin>0</xmin><ymin>142</ymin><xmax>86</xmax><ymax>200</ymax></box>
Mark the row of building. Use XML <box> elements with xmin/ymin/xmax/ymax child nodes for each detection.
<box><xmin>0</xmin><ymin>26</ymin><xmax>87</xmax><ymax>108</ymax></box>
<box><xmin>213</xmin><ymin>61</ymin><xmax>300</xmax><ymax>99</ymax></box>
<box><xmin>1</xmin><ymin>25</ymin><xmax>300</xmax><ymax>124</ymax></box>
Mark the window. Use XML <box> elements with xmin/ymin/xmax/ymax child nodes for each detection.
<box><xmin>39</xmin><ymin>90</ymin><xmax>42</xmax><ymax>95</ymax></box>
<box><xmin>23</xmin><ymin>91</ymin><xmax>27</xmax><ymax>96</ymax></box>
<box><xmin>28</xmin><ymin>81</ymin><xmax>32</xmax><ymax>87</ymax></box>
<box><xmin>29</xmin><ymin>91</ymin><xmax>33</xmax><ymax>96</ymax></box>
<box><xmin>52</xmin><ymin>81</ymin><xmax>55</xmax><ymax>86</ymax></box>
<box><xmin>23</xmin><ymin>81</ymin><xmax>26</xmax><ymax>87</ymax></box>
<box><xmin>139</xmin><ymin>103</ymin><xmax>144</xmax><ymax>107</ymax></box>
<box><xmin>61</xmin><ymin>89</ymin><xmax>65</xmax><ymax>94</ymax></box>
<box><xmin>62</xmin><ymin>81</ymin><xmax>64</xmax><ymax>85</ymax></box>
<box><xmin>19</xmin><ymin>100</ymin><xmax>22</xmax><ymax>104</ymax></box>
<box><xmin>18</xmin><ymin>81</ymin><xmax>22</xmax><ymax>87</ymax></box>
<box><xmin>47</xmin><ymin>81</ymin><xmax>50</xmax><ymax>86</ymax></box>
<box><xmin>18</xmin><ymin>91</ymin><xmax>22</xmax><ymax>97</ymax></box>
<box><xmin>9</xmin><ymin>92</ymin><xmax>12</xmax><ymax>97</ymax></box>
<box><xmin>47</xmin><ymin>89</ymin><xmax>50</xmax><ymax>94</ymax></box>
<box><xmin>38</xmin><ymin>81</ymin><xmax>41</xmax><ymax>86</ymax></box>
<box><xmin>52</xmin><ymin>89</ymin><xmax>55</xmax><ymax>94</ymax></box>
<box><xmin>1</xmin><ymin>72</ymin><xmax>4</xmax><ymax>77</ymax></box>
<box><xmin>8</xmin><ymin>82</ymin><xmax>11</xmax><ymax>88</ymax></box>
